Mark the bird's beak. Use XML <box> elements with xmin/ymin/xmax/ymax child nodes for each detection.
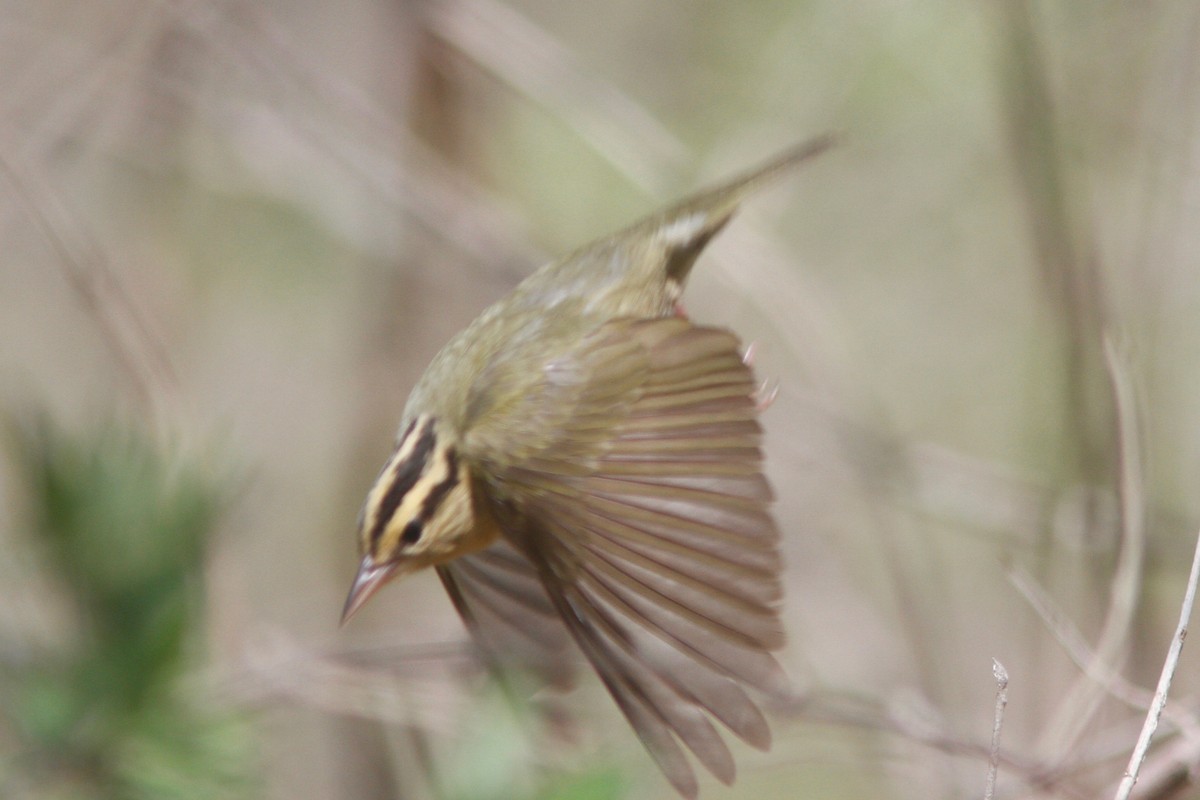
<box><xmin>340</xmin><ymin>555</ymin><xmax>399</xmax><ymax>625</ymax></box>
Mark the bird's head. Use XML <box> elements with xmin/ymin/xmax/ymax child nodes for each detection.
<box><xmin>341</xmin><ymin>414</ymin><xmax>493</xmax><ymax>623</ymax></box>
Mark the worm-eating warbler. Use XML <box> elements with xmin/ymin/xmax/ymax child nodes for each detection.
<box><xmin>343</xmin><ymin>137</ymin><xmax>832</xmax><ymax>798</ymax></box>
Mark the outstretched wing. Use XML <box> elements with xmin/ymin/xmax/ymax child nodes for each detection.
<box><xmin>435</xmin><ymin>541</ymin><xmax>575</xmax><ymax>686</ymax></box>
<box><xmin>465</xmin><ymin>316</ymin><xmax>784</xmax><ymax>798</ymax></box>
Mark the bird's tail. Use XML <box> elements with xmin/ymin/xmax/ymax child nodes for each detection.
<box><xmin>635</xmin><ymin>133</ymin><xmax>838</xmax><ymax>284</ymax></box>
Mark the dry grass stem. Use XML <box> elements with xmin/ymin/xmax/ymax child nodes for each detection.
<box><xmin>1113</xmin><ymin>527</ymin><xmax>1200</xmax><ymax>800</ymax></box>
<box><xmin>985</xmin><ymin>659</ymin><xmax>1009</xmax><ymax>800</ymax></box>
<box><xmin>1040</xmin><ymin>337</ymin><xmax>1146</xmax><ymax>752</ymax></box>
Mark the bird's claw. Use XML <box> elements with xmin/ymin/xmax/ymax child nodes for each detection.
<box><xmin>754</xmin><ymin>378</ymin><xmax>779</xmax><ymax>411</ymax></box>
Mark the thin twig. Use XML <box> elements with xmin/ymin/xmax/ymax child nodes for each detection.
<box><xmin>1113</xmin><ymin>526</ymin><xmax>1200</xmax><ymax>800</ymax></box>
<box><xmin>1040</xmin><ymin>335</ymin><xmax>1146</xmax><ymax>753</ymax></box>
<box><xmin>1008</xmin><ymin>564</ymin><xmax>1198</xmax><ymax>731</ymax></box>
<box><xmin>1116</xmin><ymin>727</ymin><xmax>1200</xmax><ymax>800</ymax></box>
<box><xmin>211</xmin><ymin>628</ymin><xmax>484</xmax><ymax>719</ymax></box>
<box><xmin>985</xmin><ymin>659</ymin><xmax>1009</xmax><ymax>800</ymax></box>
<box><xmin>774</xmin><ymin>691</ymin><xmax>1091</xmax><ymax>800</ymax></box>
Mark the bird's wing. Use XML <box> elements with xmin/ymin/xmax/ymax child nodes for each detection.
<box><xmin>464</xmin><ymin>316</ymin><xmax>784</xmax><ymax>798</ymax></box>
<box><xmin>435</xmin><ymin>540</ymin><xmax>575</xmax><ymax>686</ymax></box>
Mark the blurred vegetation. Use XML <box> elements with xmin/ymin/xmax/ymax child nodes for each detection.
<box><xmin>2</xmin><ymin>0</ymin><xmax>1200</xmax><ymax>798</ymax></box>
<box><xmin>0</xmin><ymin>419</ymin><xmax>254</xmax><ymax>799</ymax></box>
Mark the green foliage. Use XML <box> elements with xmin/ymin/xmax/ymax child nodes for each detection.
<box><xmin>0</xmin><ymin>417</ymin><xmax>255</xmax><ymax>800</ymax></box>
<box><xmin>533</xmin><ymin>767</ymin><xmax>626</xmax><ymax>800</ymax></box>
<box><xmin>437</xmin><ymin>682</ymin><xmax>628</xmax><ymax>800</ymax></box>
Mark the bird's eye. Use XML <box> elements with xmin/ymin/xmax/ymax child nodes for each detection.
<box><xmin>401</xmin><ymin>520</ymin><xmax>423</xmax><ymax>545</ymax></box>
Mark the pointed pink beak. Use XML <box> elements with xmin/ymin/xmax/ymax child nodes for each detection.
<box><xmin>340</xmin><ymin>555</ymin><xmax>399</xmax><ymax>624</ymax></box>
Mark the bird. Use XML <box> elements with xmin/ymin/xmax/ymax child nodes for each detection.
<box><xmin>342</xmin><ymin>136</ymin><xmax>833</xmax><ymax>798</ymax></box>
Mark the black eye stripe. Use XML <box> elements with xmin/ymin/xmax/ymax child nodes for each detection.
<box><xmin>368</xmin><ymin>419</ymin><xmax>436</xmax><ymax>551</ymax></box>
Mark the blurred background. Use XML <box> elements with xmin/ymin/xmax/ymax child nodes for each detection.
<box><xmin>2</xmin><ymin>1</ymin><xmax>1199</xmax><ymax>798</ymax></box>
